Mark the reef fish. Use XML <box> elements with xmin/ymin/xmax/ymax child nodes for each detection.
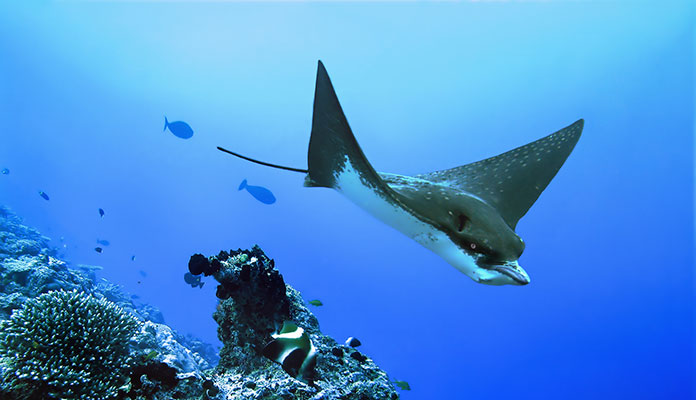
<box><xmin>307</xmin><ymin>299</ymin><xmax>323</xmax><ymax>307</ymax></box>
<box><xmin>96</xmin><ymin>239</ymin><xmax>110</xmax><ymax>246</ymax></box>
<box><xmin>94</xmin><ymin>247</ymin><xmax>103</xmax><ymax>253</ymax></box>
<box><xmin>217</xmin><ymin>61</ymin><xmax>583</xmax><ymax>286</ymax></box>
<box><xmin>262</xmin><ymin>321</ymin><xmax>317</xmax><ymax>383</ymax></box>
<box><xmin>38</xmin><ymin>191</ymin><xmax>49</xmax><ymax>201</ymax></box>
<box><xmin>184</xmin><ymin>272</ymin><xmax>204</xmax><ymax>288</ymax></box>
<box><xmin>144</xmin><ymin>350</ymin><xmax>158</xmax><ymax>361</ymax></box>
<box><xmin>164</xmin><ymin>116</ymin><xmax>194</xmax><ymax>139</ymax></box>
<box><xmin>345</xmin><ymin>337</ymin><xmax>361</xmax><ymax>347</ymax></box>
<box><xmin>98</xmin><ymin>208</ymin><xmax>105</xmax><ymax>217</ymax></box>
<box><xmin>393</xmin><ymin>380</ymin><xmax>411</xmax><ymax>391</ymax></box>
<box><xmin>239</xmin><ymin>179</ymin><xmax>276</xmax><ymax>204</ymax></box>
<box><xmin>1</xmin><ymin>168</ymin><xmax>8</xmax><ymax>175</ymax></box>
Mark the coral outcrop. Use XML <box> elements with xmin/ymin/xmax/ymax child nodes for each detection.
<box><xmin>190</xmin><ymin>247</ymin><xmax>399</xmax><ymax>400</ymax></box>
<box><xmin>0</xmin><ymin>205</ymin><xmax>399</xmax><ymax>399</ymax></box>
<box><xmin>0</xmin><ymin>207</ymin><xmax>214</xmax><ymax>399</ymax></box>
<box><xmin>0</xmin><ymin>290</ymin><xmax>140</xmax><ymax>400</ymax></box>
<box><xmin>0</xmin><ymin>208</ymin><xmax>54</xmax><ymax>260</ymax></box>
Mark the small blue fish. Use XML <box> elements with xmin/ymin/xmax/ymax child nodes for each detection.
<box><xmin>98</xmin><ymin>208</ymin><xmax>105</xmax><ymax>217</ymax></box>
<box><xmin>97</xmin><ymin>239</ymin><xmax>110</xmax><ymax>246</ymax></box>
<box><xmin>131</xmin><ymin>255</ymin><xmax>136</xmax><ymax>261</ymax></box>
<box><xmin>184</xmin><ymin>272</ymin><xmax>204</xmax><ymax>289</ymax></box>
<box><xmin>139</xmin><ymin>270</ymin><xmax>147</xmax><ymax>277</ymax></box>
<box><xmin>164</xmin><ymin>116</ymin><xmax>194</xmax><ymax>139</ymax></box>
<box><xmin>1</xmin><ymin>168</ymin><xmax>8</xmax><ymax>175</ymax></box>
<box><xmin>38</xmin><ymin>191</ymin><xmax>50</xmax><ymax>201</ymax></box>
<box><xmin>239</xmin><ymin>179</ymin><xmax>276</xmax><ymax>205</ymax></box>
<box><xmin>95</xmin><ymin>247</ymin><xmax>103</xmax><ymax>253</ymax></box>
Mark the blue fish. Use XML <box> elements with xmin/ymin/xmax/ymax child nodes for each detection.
<box><xmin>98</xmin><ymin>208</ymin><xmax>105</xmax><ymax>217</ymax></box>
<box><xmin>163</xmin><ymin>116</ymin><xmax>194</xmax><ymax>139</ymax></box>
<box><xmin>1</xmin><ymin>168</ymin><xmax>8</xmax><ymax>175</ymax></box>
<box><xmin>184</xmin><ymin>272</ymin><xmax>204</xmax><ymax>289</ymax></box>
<box><xmin>239</xmin><ymin>179</ymin><xmax>276</xmax><ymax>204</ymax></box>
<box><xmin>97</xmin><ymin>239</ymin><xmax>110</xmax><ymax>246</ymax></box>
<box><xmin>131</xmin><ymin>255</ymin><xmax>136</xmax><ymax>261</ymax></box>
<box><xmin>38</xmin><ymin>191</ymin><xmax>49</xmax><ymax>201</ymax></box>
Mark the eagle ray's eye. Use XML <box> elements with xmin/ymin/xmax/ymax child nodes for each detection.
<box><xmin>461</xmin><ymin>239</ymin><xmax>493</xmax><ymax>257</ymax></box>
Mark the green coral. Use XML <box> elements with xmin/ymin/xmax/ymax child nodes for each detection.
<box><xmin>0</xmin><ymin>290</ymin><xmax>140</xmax><ymax>400</ymax></box>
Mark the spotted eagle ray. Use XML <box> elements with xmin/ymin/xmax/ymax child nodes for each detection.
<box><xmin>218</xmin><ymin>61</ymin><xmax>583</xmax><ymax>286</ymax></box>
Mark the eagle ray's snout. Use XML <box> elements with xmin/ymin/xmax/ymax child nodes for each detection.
<box><xmin>493</xmin><ymin>261</ymin><xmax>530</xmax><ymax>285</ymax></box>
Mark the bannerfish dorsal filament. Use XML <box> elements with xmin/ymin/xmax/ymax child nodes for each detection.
<box><xmin>218</xmin><ymin>61</ymin><xmax>583</xmax><ymax>286</ymax></box>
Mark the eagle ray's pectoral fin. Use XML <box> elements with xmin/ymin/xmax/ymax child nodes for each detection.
<box><xmin>416</xmin><ymin>119</ymin><xmax>584</xmax><ymax>229</ymax></box>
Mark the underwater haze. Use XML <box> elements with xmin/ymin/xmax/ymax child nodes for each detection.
<box><xmin>0</xmin><ymin>1</ymin><xmax>693</xmax><ymax>399</ymax></box>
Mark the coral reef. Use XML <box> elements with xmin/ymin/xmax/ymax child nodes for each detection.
<box><xmin>191</xmin><ymin>246</ymin><xmax>399</xmax><ymax>400</ymax></box>
<box><xmin>0</xmin><ymin>208</ymin><xmax>54</xmax><ymax>261</ymax></box>
<box><xmin>0</xmin><ymin>206</ymin><xmax>399</xmax><ymax>399</ymax></box>
<box><xmin>0</xmin><ymin>207</ymin><xmax>214</xmax><ymax>399</ymax></box>
<box><xmin>0</xmin><ymin>290</ymin><xmax>140</xmax><ymax>400</ymax></box>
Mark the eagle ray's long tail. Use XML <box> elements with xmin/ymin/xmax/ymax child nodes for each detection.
<box><xmin>216</xmin><ymin>146</ymin><xmax>308</xmax><ymax>173</ymax></box>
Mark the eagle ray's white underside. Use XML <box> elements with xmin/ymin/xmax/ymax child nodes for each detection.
<box><xmin>333</xmin><ymin>159</ymin><xmax>511</xmax><ymax>284</ymax></box>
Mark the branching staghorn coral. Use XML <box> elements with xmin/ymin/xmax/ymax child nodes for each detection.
<box><xmin>0</xmin><ymin>289</ymin><xmax>140</xmax><ymax>400</ymax></box>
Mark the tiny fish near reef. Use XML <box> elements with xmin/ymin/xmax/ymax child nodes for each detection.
<box><xmin>143</xmin><ymin>350</ymin><xmax>159</xmax><ymax>361</ymax></box>
<box><xmin>239</xmin><ymin>179</ymin><xmax>276</xmax><ymax>204</ymax></box>
<box><xmin>38</xmin><ymin>191</ymin><xmax>49</xmax><ymax>201</ymax></box>
<box><xmin>393</xmin><ymin>380</ymin><xmax>411</xmax><ymax>391</ymax></box>
<box><xmin>163</xmin><ymin>116</ymin><xmax>194</xmax><ymax>139</ymax></box>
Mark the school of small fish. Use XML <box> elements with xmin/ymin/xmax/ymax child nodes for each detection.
<box><xmin>4</xmin><ymin>115</ymin><xmax>298</xmax><ymax>332</ymax></box>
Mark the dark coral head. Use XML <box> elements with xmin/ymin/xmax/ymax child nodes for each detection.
<box><xmin>188</xmin><ymin>254</ymin><xmax>210</xmax><ymax>275</ymax></box>
<box><xmin>209</xmin><ymin>259</ymin><xmax>222</xmax><ymax>275</ymax></box>
<box><xmin>215</xmin><ymin>284</ymin><xmax>232</xmax><ymax>300</ymax></box>
<box><xmin>217</xmin><ymin>250</ymin><xmax>230</xmax><ymax>262</ymax></box>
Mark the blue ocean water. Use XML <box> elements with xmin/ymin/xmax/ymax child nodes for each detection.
<box><xmin>0</xmin><ymin>1</ymin><xmax>693</xmax><ymax>399</ymax></box>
